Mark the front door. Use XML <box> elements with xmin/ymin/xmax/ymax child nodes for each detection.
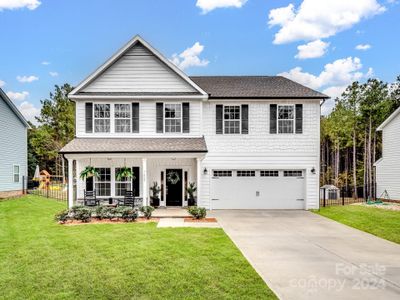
<box><xmin>166</xmin><ymin>169</ymin><xmax>183</xmax><ymax>206</ymax></box>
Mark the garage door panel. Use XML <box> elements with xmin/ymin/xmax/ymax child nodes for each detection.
<box><xmin>211</xmin><ymin>172</ymin><xmax>305</xmax><ymax>209</ymax></box>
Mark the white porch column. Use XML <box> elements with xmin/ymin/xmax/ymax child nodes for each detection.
<box><xmin>68</xmin><ymin>159</ymin><xmax>74</xmax><ymax>208</ymax></box>
<box><xmin>196</xmin><ymin>158</ymin><xmax>202</xmax><ymax>207</ymax></box>
<box><xmin>142</xmin><ymin>158</ymin><xmax>148</xmax><ymax>206</ymax></box>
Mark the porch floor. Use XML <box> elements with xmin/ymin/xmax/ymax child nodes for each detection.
<box><xmin>153</xmin><ymin>207</ymin><xmax>190</xmax><ymax>218</ymax></box>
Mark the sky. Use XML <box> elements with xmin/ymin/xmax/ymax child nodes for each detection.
<box><xmin>1</xmin><ymin>0</ymin><xmax>399</xmax><ymax>123</ymax></box>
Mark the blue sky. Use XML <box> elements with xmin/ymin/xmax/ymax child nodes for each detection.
<box><xmin>1</xmin><ymin>0</ymin><xmax>399</xmax><ymax>122</ymax></box>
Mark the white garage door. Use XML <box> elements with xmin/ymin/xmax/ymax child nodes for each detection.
<box><xmin>211</xmin><ymin>170</ymin><xmax>305</xmax><ymax>209</ymax></box>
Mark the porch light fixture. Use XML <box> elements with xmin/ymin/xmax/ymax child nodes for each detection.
<box><xmin>203</xmin><ymin>167</ymin><xmax>208</xmax><ymax>175</ymax></box>
<box><xmin>311</xmin><ymin>167</ymin><xmax>316</xmax><ymax>174</ymax></box>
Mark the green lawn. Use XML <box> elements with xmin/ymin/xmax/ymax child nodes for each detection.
<box><xmin>0</xmin><ymin>195</ymin><xmax>275</xmax><ymax>299</ymax></box>
<box><xmin>314</xmin><ymin>205</ymin><xmax>400</xmax><ymax>244</ymax></box>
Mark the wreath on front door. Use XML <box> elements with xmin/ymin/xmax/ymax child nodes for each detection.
<box><xmin>167</xmin><ymin>171</ymin><xmax>180</xmax><ymax>185</ymax></box>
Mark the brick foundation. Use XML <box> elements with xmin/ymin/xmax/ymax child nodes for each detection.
<box><xmin>0</xmin><ymin>190</ymin><xmax>23</xmax><ymax>199</ymax></box>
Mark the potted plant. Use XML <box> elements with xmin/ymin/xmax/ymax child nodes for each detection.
<box><xmin>80</xmin><ymin>166</ymin><xmax>99</xmax><ymax>180</ymax></box>
<box><xmin>186</xmin><ymin>182</ymin><xmax>197</xmax><ymax>206</ymax></box>
<box><xmin>116</xmin><ymin>166</ymin><xmax>135</xmax><ymax>181</ymax></box>
<box><xmin>150</xmin><ymin>182</ymin><xmax>161</xmax><ymax>207</ymax></box>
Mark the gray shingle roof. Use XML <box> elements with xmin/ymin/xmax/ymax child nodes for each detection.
<box><xmin>190</xmin><ymin>76</ymin><xmax>328</xmax><ymax>99</ymax></box>
<box><xmin>60</xmin><ymin>138</ymin><xmax>208</xmax><ymax>153</ymax></box>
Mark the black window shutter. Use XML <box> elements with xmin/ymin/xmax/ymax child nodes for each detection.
<box><xmin>182</xmin><ymin>102</ymin><xmax>190</xmax><ymax>133</ymax></box>
<box><xmin>216</xmin><ymin>105</ymin><xmax>223</xmax><ymax>134</ymax></box>
<box><xmin>270</xmin><ymin>104</ymin><xmax>277</xmax><ymax>134</ymax></box>
<box><xmin>85</xmin><ymin>102</ymin><xmax>93</xmax><ymax>133</ymax></box>
<box><xmin>132</xmin><ymin>167</ymin><xmax>140</xmax><ymax>197</ymax></box>
<box><xmin>132</xmin><ymin>103</ymin><xmax>139</xmax><ymax>133</ymax></box>
<box><xmin>241</xmin><ymin>104</ymin><xmax>248</xmax><ymax>134</ymax></box>
<box><xmin>156</xmin><ymin>103</ymin><xmax>163</xmax><ymax>133</ymax></box>
<box><xmin>86</xmin><ymin>176</ymin><xmax>93</xmax><ymax>192</ymax></box>
<box><xmin>295</xmin><ymin>104</ymin><xmax>303</xmax><ymax>134</ymax></box>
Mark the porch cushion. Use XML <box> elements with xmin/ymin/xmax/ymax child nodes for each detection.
<box><xmin>59</xmin><ymin>137</ymin><xmax>208</xmax><ymax>153</ymax></box>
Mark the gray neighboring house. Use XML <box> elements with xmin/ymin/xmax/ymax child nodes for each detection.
<box><xmin>0</xmin><ymin>88</ymin><xmax>29</xmax><ymax>198</ymax></box>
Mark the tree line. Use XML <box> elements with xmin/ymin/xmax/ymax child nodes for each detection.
<box><xmin>321</xmin><ymin>76</ymin><xmax>400</xmax><ymax>199</ymax></box>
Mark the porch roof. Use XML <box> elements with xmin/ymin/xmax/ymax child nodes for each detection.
<box><xmin>59</xmin><ymin>137</ymin><xmax>208</xmax><ymax>154</ymax></box>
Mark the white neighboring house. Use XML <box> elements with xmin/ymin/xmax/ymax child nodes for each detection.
<box><xmin>60</xmin><ymin>35</ymin><xmax>328</xmax><ymax>210</ymax></box>
<box><xmin>375</xmin><ymin>106</ymin><xmax>400</xmax><ymax>201</ymax></box>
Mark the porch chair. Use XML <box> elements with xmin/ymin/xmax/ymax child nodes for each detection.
<box><xmin>84</xmin><ymin>190</ymin><xmax>99</xmax><ymax>206</ymax></box>
<box><xmin>120</xmin><ymin>190</ymin><xmax>135</xmax><ymax>207</ymax></box>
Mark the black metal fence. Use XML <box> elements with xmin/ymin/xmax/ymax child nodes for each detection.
<box><xmin>320</xmin><ymin>186</ymin><xmax>366</xmax><ymax>207</ymax></box>
<box><xmin>24</xmin><ymin>176</ymin><xmax>67</xmax><ymax>202</ymax></box>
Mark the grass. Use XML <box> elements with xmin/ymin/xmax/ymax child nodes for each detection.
<box><xmin>0</xmin><ymin>195</ymin><xmax>276</xmax><ymax>299</ymax></box>
<box><xmin>314</xmin><ymin>205</ymin><xmax>400</xmax><ymax>244</ymax></box>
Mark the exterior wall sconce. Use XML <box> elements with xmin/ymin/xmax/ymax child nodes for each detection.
<box><xmin>311</xmin><ymin>167</ymin><xmax>316</xmax><ymax>174</ymax></box>
<box><xmin>203</xmin><ymin>167</ymin><xmax>208</xmax><ymax>175</ymax></box>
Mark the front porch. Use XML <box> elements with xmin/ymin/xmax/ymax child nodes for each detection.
<box><xmin>65</xmin><ymin>154</ymin><xmax>204</xmax><ymax>209</ymax></box>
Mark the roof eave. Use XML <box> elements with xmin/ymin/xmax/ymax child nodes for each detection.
<box><xmin>377</xmin><ymin>106</ymin><xmax>400</xmax><ymax>131</ymax></box>
<box><xmin>0</xmin><ymin>88</ymin><xmax>30</xmax><ymax>128</ymax></box>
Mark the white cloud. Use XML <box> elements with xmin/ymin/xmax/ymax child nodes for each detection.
<box><xmin>0</xmin><ymin>0</ymin><xmax>41</xmax><ymax>11</ymax></box>
<box><xmin>279</xmin><ymin>57</ymin><xmax>371</xmax><ymax>114</ymax></box>
<box><xmin>295</xmin><ymin>40</ymin><xmax>329</xmax><ymax>59</ymax></box>
<box><xmin>49</xmin><ymin>71</ymin><xmax>58</xmax><ymax>77</ymax></box>
<box><xmin>41</xmin><ymin>61</ymin><xmax>50</xmax><ymax>65</ymax></box>
<box><xmin>18</xmin><ymin>101</ymin><xmax>40</xmax><ymax>124</ymax></box>
<box><xmin>196</xmin><ymin>0</ymin><xmax>247</xmax><ymax>13</ymax></box>
<box><xmin>171</xmin><ymin>42</ymin><xmax>209</xmax><ymax>70</ymax></box>
<box><xmin>0</xmin><ymin>80</ymin><xmax>5</xmax><ymax>87</ymax></box>
<box><xmin>355</xmin><ymin>43</ymin><xmax>372</xmax><ymax>50</ymax></box>
<box><xmin>16</xmin><ymin>75</ymin><xmax>39</xmax><ymax>83</ymax></box>
<box><xmin>268</xmin><ymin>0</ymin><xmax>385</xmax><ymax>44</ymax></box>
<box><xmin>6</xmin><ymin>91</ymin><xmax>29</xmax><ymax>101</ymax></box>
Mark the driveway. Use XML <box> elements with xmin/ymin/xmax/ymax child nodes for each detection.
<box><xmin>209</xmin><ymin>210</ymin><xmax>400</xmax><ymax>300</ymax></box>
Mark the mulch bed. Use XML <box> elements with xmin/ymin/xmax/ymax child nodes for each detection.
<box><xmin>60</xmin><ymin>217</ymin><xmax>160</xmax><ymax>226</ymax></box>
<box><xmin>184</xmin><ymin>217</ymin><xmax>218</xmax><ymax>223</ymax></box>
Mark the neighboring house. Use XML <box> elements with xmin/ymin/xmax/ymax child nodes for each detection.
<box><xmin>60</xmin><ymin>35</ymin><xmax>328</xmax><ymax>209</ymax></box>
<box><xmin>0</xmin><ymin>88</ymin><xmax>29</xmax><ymax>198</ymax></box>
<box><xmin>375</xmin><ymin>106</ymin><xmax>400</xmax><ymax>201</ymax></box>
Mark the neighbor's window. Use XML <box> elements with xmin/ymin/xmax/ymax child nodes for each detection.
<box><xmin>13</xmin><ymin>165</ymin><xmax>20</xmax><ymax>183</ymax></box>
<box><xmin>224</xmin><ymin>106</ymin><xmax>240</xmax><ymax>134</ymax></box>
<box><xmin>164</xmin><ymin>104</ymin><xmax>182</xmax><ymax>133</ymax></box>
<box><xmin>260</xmin><ymin>170</ymin><xmax>279</xmax><ymax>177</ymax></box>
<box><xmin>114</xmin><ymin>104</ymin><xmax>131</xmax><ymax>133</ymax></box>
<box><xmin>94</xmin><ymin>104</ymin><xmax>110</xmax><ymax>133</ymax></box>
<box><xmin>213</xmin><ymin>170</ymin><xmax>232</xmax><ymax>177</ymax></box>
<box><xmin>95</xmin><ymin>168</ymin><xmax>111</xmax><ymax>196</ymax></box>
<box><xmin>283</xmin><ymin>170</ymin><xmax>303</xmax><ymax>177</ymax></box>
<box><xmin>278</xmin><ymin>105</ymin><xmax>294</xmax><ymax>134</ymax></box>
<box><xmin>237</xmin><ymin>170</ymin><xmax>255</xmax><ymax>177</ymax></box>
<box><xmin>115</xmin><ymin>167</ymin><xmax>132</xmax><ymax>196</ymax></box>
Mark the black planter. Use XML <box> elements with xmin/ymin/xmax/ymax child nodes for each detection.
<box><xmin>188</xmin><ymin>197</ymin><xmax>196</xmax><ymax>207</ymax></box>
<box><xmin>151</xmin><ymin>197</ymin><xmax>160</xmax><ymax>208</ymax></box>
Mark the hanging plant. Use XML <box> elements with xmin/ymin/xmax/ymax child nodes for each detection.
<box><xmin>167</xmin><ymin>171</ymin><xmax>180</xmax><ymax>185</ymax></box>
<box><xmin>116</xmin><ymin>167</ymin><xmax>135</xmax><ymax>181</ymax></box>
<box><xmin>80</xmin><ymin>166</ymin><xmax>99</xmax><ymax>180</ymax></box>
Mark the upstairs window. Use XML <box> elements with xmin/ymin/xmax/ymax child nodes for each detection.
<box><xmin>114</xmin><ymin>104</ymin><xmax>131</xmax><ymax>133</ymax></box>
<box><xmin>164</xmin><ymin>104</ymin><xmax>182</xmax><ymax>133</ymax></box>
<box><xmin>13</xmin><ymin>165</ymin><xmax>20</xmax><ymax>183</ymax></box>
<box><xmin>94</xmin><ymin>104</ymin><xmax>110</xmax><ymax>133</ymax></box>
<box><xmin>278</xmin><ymin>105</ymin><xmax>294</xmax><ymax>134</ymax></box>
<box><xmin>224</xmin><ymin>106</ymin><xmax>240</xmax><ymax>134</ymax></box>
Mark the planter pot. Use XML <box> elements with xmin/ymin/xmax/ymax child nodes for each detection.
<box><xmin>150</xmin><ymin>197</ymin><xmax>160</xmax><ymax>208</ymax></box>
<box><xmin>188</xmin><ymin>197</ymin><xmax>196</xmax><ymax>207</ymax></box>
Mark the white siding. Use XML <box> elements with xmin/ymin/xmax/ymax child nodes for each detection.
<box><xmin>198</xmin><ymin>100</ymin><xmax>320</xmax><ymax>209</ymax></box>
<box><xmin>82</xmin><ymin>44</ymin><xmax>197</xmax><ymax>93</ymax></box>
<box><xmin>75</xmin><ymin>100</ymin><xmax>201</xmax><ymax>137</ymax></box>
<box><xmin>376</xmin><ymin>114</ymin><xmax>400</xmax><ymax>200</ymax></box>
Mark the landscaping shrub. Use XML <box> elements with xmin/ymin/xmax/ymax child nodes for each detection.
<box><xmin>188</xmin><ymin>206</ymin><xmax>207</xmax><ymax>219</ymax></box>
<box><xmin>118</xmin><ymin>206</ymin><xmax>138</xmax><ymax>222</ymax></box>
<box><xmin>95</xmin><ymin>206</ymin><xmax>117</xmax><ymax>220</ymax></box>
<box><xmin>140</xmin><ymin>206</ymin><xmax>155</xmax><ymax>219</ymax></box>
<box><xmin>54</xmin><ymin>209</ymin><xmax>69</xmax><ymax>223</ymax></box>
<box><xmin>73</xmin><ymin>207</ymin><xmax>92</xmax><ymax>223</ymax></box>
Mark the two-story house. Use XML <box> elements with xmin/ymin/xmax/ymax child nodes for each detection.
<box><xmin>60</xmin><ymin>35</ymin><xmax>328</xmax><ymax>210</ymax></box>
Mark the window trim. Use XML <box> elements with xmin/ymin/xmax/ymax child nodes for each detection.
<box><xmin>13</xmin><ymin>164</ymin><xmax>20</xmax><ymax>183</ymax></box>
<box><xmin>223</xmin><ymin>105</ymin><xmax>241</xmax><ymax>134</ymax></box>
<box><xmin>93</xmin><ymin>104</ymin><xmax>111</xmax><ymax>133</ymax></box>
<box><xmin>164</xmin><ymin>103</ymin><xmax>183</xmax><ymax>133</ymax></box>
<box><xmin>277</xmin><ymin>104</ymin><xmax>295</xmax><ymax>134</ymax></box>
<box><xmin>114</xmin><ymin>104</ymin><xmax>131</xmax><ymax>133</ymax></box>
<box><xmin>114</xmin><ymin>167</ymin><xmax>132</xmax><ymax>197</ymax></box>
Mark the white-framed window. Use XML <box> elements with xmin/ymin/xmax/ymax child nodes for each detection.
<box><xmin>278</xmin><ymin>105</ymin><xmax>295</xmax><ymax>134</ymax></box>
<box><xmin>224</xmin><ymin>105</ymin><xmax>241</xmax><ymax>134</ymax></box>
<box><xmin>213</xmin><ymin>170</ymin><xmax>232</xmax><ymax>177</ymax></box>
<box><xmin>237</xmin><ymin>170</ymin><xmax>255</xmax><ymax>177</ymax></box>
<box><xmin>95</xmin><ymin>168</ymin><xmax>111</xmax><ymax>196</ymax></box>
<box><xmin>114</xmin><ymin>104</ymin><xmax>131</xmax><ymax>133</ymax></box>
<box><xmin>260</xmin><ymin>170</ymin><xmax>279</xmax><ymax>177</ymax></box>
<box><xmin>94</xmin><ymin>104</ymin><xmax>111</xmax><ymax>133</ymax></box>
<box><xmin>284</xmin><ymin>170</ymin><xmax>303</xmax><ymax>177</ymax></box>
<box><xmin>13</xmin><ymin>165</ymin><xmax>20</xmax><ymax>183</ymax></box>
<box><xmin>115</xmin><ymin>167</ymin><xmax>132</xmax><ymax>196</ymax></box>
<box><xmin>164</xmin><ymin>103</ymin><xmax>182</xmax><ymax>133</ymax></box>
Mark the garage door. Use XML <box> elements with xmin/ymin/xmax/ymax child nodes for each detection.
<box><xmin>211</xmin><ymin>170</ymin><xmax>305</xmax><ymax>209</ymax></box>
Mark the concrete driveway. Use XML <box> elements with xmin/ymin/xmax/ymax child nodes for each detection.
<box><xmin>209</xmin><ymin>210</ymin><xmax>400</xmax><ymax>300</ymax></box>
